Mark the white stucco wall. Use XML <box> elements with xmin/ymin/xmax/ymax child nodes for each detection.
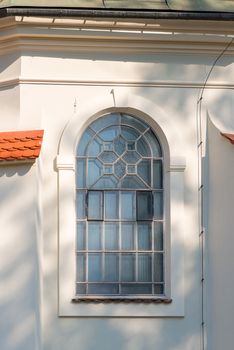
<box><xmin>0</xmin><ymin>17</ymin><xmax>234</xmax><ymax>350</ymax></box>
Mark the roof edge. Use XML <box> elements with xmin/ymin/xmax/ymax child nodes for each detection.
<box><xmin>1</xmin><ymin>7</ymin><xmax>234</xmax><ymax>21</ymax></box>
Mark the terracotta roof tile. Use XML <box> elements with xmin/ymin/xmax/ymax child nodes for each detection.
<box><xmin>0</xmin><ymin>130</ymin><xmax>44</xmax><ymax>162</ymax></box>
<box><xmin>221</xmin><ymin>132</ymin><xmax>234</xmax><ymax>145</ymax></box>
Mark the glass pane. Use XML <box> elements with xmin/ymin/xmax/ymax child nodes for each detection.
<box><xmin>90</xmin><ymin>113</ymin><xmax>120</xmax><ymax>133</ymax></box>
<box><xmin>121</xmin><ymin>223</ymin><xmax>135</xmax><ymax>250</ymax></box>
<box><xmin>154</xmin><ymin>284</ymin><xmax>164</xmax><ymax>294</ymax></box>
<box><xmin>76</xmin><ymin>284</ymin><xmax>86</xmax><ymax>295</ymax></box>
<box><xmin>87</xmin><ymin>137</ymin><xmax>102</xmax><ymax>157</ymax></box>
<box><xmin>121</xmin><ymin>192</ymin><xmax>136</xmax><ymax>220</ymax></box>
<box><xmin>88</xmin><ymin>283</ymin><xmax>119</xmax><ymax>295</ymax></box>
<box><xmin>137</xmin><ymin>137</ymin><xmax>151</xmax><ymax>157</ymax></box>
<box><xmin>88</xmin><ymin>222</ymin><xmax>102</xmax><ymax>250</ymax></box>
<box><xmin>121</xmin><ymin>254</ymin><xmax>135</xmax><ymax>282</ymax></box>
<box><xmin>88</xmin><ymin>253</ymin><xmax>102</xmax><ymax>282</ymax></box>
<box><xmin>105</xmin><ymin>191</ymin><xmax>119</xmax><ymax>220</ymax></box>
<box><xmin>153</xmin><ymin>192</ymin><xmax>163</xmax><ymax>220</ymax></box>
<box><xmin>121</xmin><ymin>284</ymin><xmax>152</xmax><ymax>295</ymax></box>
<box><xmin>104</xmin><ymin>253</ymin><xmax>119</xmax><ymax>281</ymax></box>
<box><xmin>121</xmin><ymin>114</ymin><xmax>147</xmax><ymax>133</ymax></box>
<box><xmin>76</xmin><ymin>191</ymin><xmax>86</xmax><ymax>219</ymax></box>
<box><xmin>77</xmin><ymin>127</ymin><xmax>95</xmax><ymax>156</ymax></box>
<box><xmin>99</xmin><ymin>151</ymin><xmax>118</xmax><ymax>163</ymax></box>
<box><xmin>99</xmin><ymin>126</ymin><xmax>119</xmax><ymax>141</ymax></box>
<box><xmin>121</xmin><ymin>126</ymin><xmax>140</xmax><ymax>141</ymax></box>
<box><xmin>114</xmin><ymin>136</ymin><xmax>126</xmax><ymax>155</ymax></box>
<box><xmin>138</xmin><ymin>254</ymin><xmax>152</xmax><ymax>282</ymax></box>
<box><xmin>76</xmin><ymin>254</ymin><xmax>86</xmax><ymax>282</ymax></box>
<box><xmin>87</xmin><ymin>191</ymin><xmax>103</xmax><ymax>220</ymax></box>
<box><xmin>122</xmin><ymin>151</ymin><xmax>141</xmax><ymax>164</ymax></box>
<box><xmin>121</xmin><ymin>176</ymin><xmax>148</xmax><ymax>189</ymax></box>
<box><xmin>154</xmin><ymin>222</ymin><xmax>163</xmax><ymax>251</ymax></box>
<box><xmin>144</xmin><ymin>130</ymin><xmax>162</xmax><ymax>157</ymax></box>
<box><xmin>153</xmin><ymin>160</ymin><xmax>163</xmax><ymax>189</ymax></box>
<box><xmin>137</xmin><ymin>192</ymin><xmax>153</xmax><ymax>220</ymax></box>
<box><xmin>77</xmin><ymin>222</ymin><xmax>86</xmax><ymax>250</ymax></box>
<box><xmin>137</xmin><ymin>160</ymin><xmax>151</xmax><ymax>186</ymax></box>
<box><xmin>93</xmin><ymin>175</ymin><xmax>118</xmax><ymax>189</ymax></box>
<box><xmin>114</xmin><ymin>160</ymin><xmax>126</xmax><ymax>179</ymax></box>
<box><xmin>76</xmin><ymin>159</ymin><xmax>86</xmax><ymax>188</ymax></box>
<box><xmin>88</xmin><ymin>159</ymin><xmax>102</xmax><ymax>187</ymax></box>
<box><xmin>105</xmin><ymin>223</ymin><xmax>119</xmax><ymax>250</ymax></box>
<box><xmin>154</xmin><ymin>253</ymin><xmax>164</xmax><ymax>282</ymax></box>
<box><xmin>137</xmin><ymin>223</ymin><xmax>152</xmax><ymax>250</ymax></box>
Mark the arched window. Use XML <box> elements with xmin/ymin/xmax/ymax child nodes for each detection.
<box><xmin>76</xmin><ymin>112</ymin><xmax>164</xmax><ymax>299</ymax></box>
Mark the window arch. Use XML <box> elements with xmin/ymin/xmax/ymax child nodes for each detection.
<box><xmin>75</xmin><ymin>112</ymin><xmax>165</xmax><ymax>299</ymax></box>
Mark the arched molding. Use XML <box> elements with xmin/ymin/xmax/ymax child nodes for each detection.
<box><xmin>56</xmin><ymin>92</ymin><xmax>186</xmax><ymax>171</ymax></box>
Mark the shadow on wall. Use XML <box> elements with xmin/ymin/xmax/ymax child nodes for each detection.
<box><xmin>0</xmin><ymin>163</ymin><xmax>40</xmax><ymax>350</ymax></box>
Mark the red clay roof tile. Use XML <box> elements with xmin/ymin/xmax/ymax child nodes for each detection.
<box><xmin>221</xmin><ymin>132</ymin><xmax>234</xmax><ymax>144</ymax></box>
<box><xmin>0</xmin><ymin>130</ymin><xmax>44</xmax><ymax>162</ymax></box>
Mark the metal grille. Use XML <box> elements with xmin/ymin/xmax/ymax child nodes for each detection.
<box><xmin>76</xmin><ymin>113</ymin><xmax>164</xmax><ymax>298</ymax></box>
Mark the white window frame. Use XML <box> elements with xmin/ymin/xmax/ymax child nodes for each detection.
<box><xmin>56</xmin><ymin>92</ymin><xmax>186</xmax><ymax>317</ymax></box>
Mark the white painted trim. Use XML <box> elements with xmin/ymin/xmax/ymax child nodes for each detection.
<box><xmin>1</xmin><ymin>77</ymin><xmax>234</xmax><ymax>90</ymax></box>
<box><xmin>57</xmin><ymin>92</ymin><xmax>186</xmax><ymax>317</ymax></box>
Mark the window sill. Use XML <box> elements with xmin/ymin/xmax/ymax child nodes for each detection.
<box><xmin>72</xmin><ymin>297</ymin><xmax>172</xmax><ymax>304</ymax></box>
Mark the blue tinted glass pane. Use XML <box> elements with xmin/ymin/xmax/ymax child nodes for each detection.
<box><xmin>87</xmin><ymin>137</ymin><xmax>102</xmax><ymax>157</ymax></box>
<box><xmin>122</xmin><ymin>151</ymin><xmax>141</xmax><ymax>164</ymax></box>
<box><xmin>137</xmin><ymin>137</ymin><xmax>151</xmax><ymax>157</ymax></box>
<box><xmin>88</xmin><ymin>284</ymin><xmax>119</xmax><ymax>295</ymax></box>
<box><xmin>154</xmin><ymin>253</ymin><xmax>164</xmax><ymax>282</ymax></box>
<box><xmin>89</xmin><ymin>113</ymin><xmax>120</xmax><ymax>132</ymax></box>
<box><xmin>104</xmin><ymin>253</ymin><xmax>119</xmax><ymax>281</ymax></box>
<box><xmin>114</xmin><ymin>136</ymin><xmax>126</xmax><ymax>155</ymax></box>
<box><xmin>93</xmin><ymin>175</ymin><xmax>118</xmax><ymax>189</ymax></box>
<box><xmin>121</xmin><ymin>192</ymin><xmax>136</xmax><ymax>220</ymax></box>
<box><xmin>88</xmin><ymin>222</ymin><xmax>102</xmax><ymax>250</ymax></box>
<box><xmin>137</xmin><ymin>192</ymin><xmax>153</xmax><ymax>220</ymax></box>
<box><xmin>88</xmin><ymin>253</ymin><xmax>102</xmax><ymax>281</ymax></box>
<box><xmin>105</xmin><ymin>192</ymin><xmax>119</xmax><ymax>219</ymax></box>
<box><xmin>99</xmin><ymin>151</ymin><xmax>118</xmax><ymax>163</ymax></box>
<box><xmin>105</xmin><ymin>223</ymin><xmax>119</xmax><ymax>250</ymax></box>
<box><xmin>77</xmin><ymin>128</ymin><xmax>95</xmax><ymax>156</ymax></box>
<box><xmin>153</xmin><ymin>192</ymin><xmax>163</xmax><ymax>220</ymax></box>
<box><xmin>88</xmin><ymin>159</ymin><xmax>102</xmax><ymax>187</ymax></box>
<box><xmin>121</xmin><ymin>126</ymin><xmax>140</xmax><ymax>141</ymax></box>
<box><xmin>121</xmin><ymin>114</ymin><xmax>147</xmax><ymax>132</ymax></box>
<box><xmin>154</xmin><ymin>222</ymin><xmax>163</xmax><ymax>251</ymax></box>
<box><xmin>137</xmin><ymin>223</ymin><xmax>152</xmax><ymax>250</ymax></box>
<box><xmin>121</xmin><ymin>254</ymin><xmax>135</xmax><ymax>281</ymax></box>
<box><xmin>76</xmin><ymin>284</ymin><xmax>86</xmax><ymax>295</ymax></box>
<box><xmin>138</xmin><ymin>254</ymin><xmax>152</xmax><ymax>282</ymax></box>
<box><xmin>144</xmin><ymin>130</ymin><xmax>162</xmax><ymax>157</ymax></box>
<box><xmin>76</xmin><ymin>159</ymin><xmax>86</xmax><ymax>188</ymax></box>
<box><xmin>121</xmin><ymin>175</ymin><xmax>148</xmax><ymax>189</ymax></box>
<box><xmin>153</xmin><ymin>160</ymin><xmax>163</xmax><ymax>189</ymax></box>
<box><xmin>154</xmin><ymin>284</ymin><xmax>164</xmax><ymax>294</ymax></box>
<box><xmin>76</xmin><ymin>254</ymin><xmax>86</xmax><ymax>282</ymax></box>
<box><xmin>121</xmin><ymin>223</ymin><xmax>135</xmax><ymax>250</ymax></box>
<box><xmin>87</xmin><ymin>191</ymin><xmax>103</xmax><ymax>220</ymax></box>
<box><xmin>99</xmin><ymin>126</ymin><xmax>119</xmax><ymax>141</ymax></box>
<box><xmin>137</xmin><ymin>160</ymin><xmax>151</xmax><ymax>186</ymax></box>
<box><xmin>76</xmin><ymin>191</ymin><xmax>86</xmax><ymax>219</ymax></box>
<box><xmin>121</xmin><ymin>284</ymin><xmax>152</xmax><ymax>295</ymax></box>
<box><xmin>77</xmin><ymin>222</ymin><xmax>86</xmax><ymax>250</ymax></box>
<box><xmin>114</xmin><ymin>160</ymin><xmax>126</xmax><ymax>179</ymax></box>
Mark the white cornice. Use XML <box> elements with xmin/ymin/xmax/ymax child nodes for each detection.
<box><xmin>1</xmin><ymin>77</ymin><xmax>234</xmax><ymax>90</ymax></box>
<box><xmin>0</xmin><ymin>16</ymin><xmax>234</xmax><ymax>55</ymax></box>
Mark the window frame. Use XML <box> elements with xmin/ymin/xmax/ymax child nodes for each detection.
<box><xmin>56</xmin><ymin>97</ymin><xmax>186</xmax><ymax>317</ymax></box>
<box><xmin>75</xmin><ymin>113</ymin><xmax>166</xmax><ymax>300</ymax></box>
